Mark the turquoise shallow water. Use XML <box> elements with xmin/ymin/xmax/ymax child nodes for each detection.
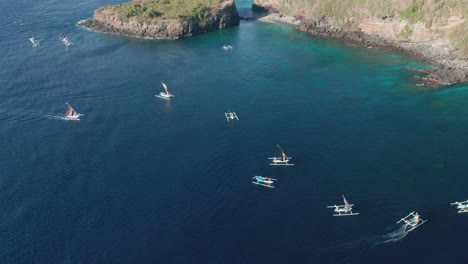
<box><xmin>1</xmin><ymin>0</ymin><xmax>468</xmax><ymax>263</ymax></box>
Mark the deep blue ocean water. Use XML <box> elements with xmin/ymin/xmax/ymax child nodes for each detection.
<box><xmin>1</xmin><ymin>0</ymin><xmax>468</xmax><ymax>263</ymax></box>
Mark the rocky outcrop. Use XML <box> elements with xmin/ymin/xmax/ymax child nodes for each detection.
<box><xmin>418</xmin><ymin>69</ymin><xmax>468</xmax><ymax>86</ymax></box>
<box><xmin>79</xmin><ymin>0</ymin><xmax>240</xmax><ymax>40</ymax></box>
<box><xmin>253</xmin><ymin>0</ymin><xmax>467</xmax><ymax>87</ymax></box>
<box><xmin>252</xmin><ymin>0</ymin><xmax>280</xmax><ymax>12</ymax></box>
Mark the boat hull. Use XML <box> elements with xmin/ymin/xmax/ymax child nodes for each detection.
<box><xmin>155</xmin><ymin>93</ymin><xmax>174</xmax><ymax>100</ymax></box>
<box><xmin>64</xmin><ymin>116</ymin><xmax>80</xmax><ymax>121</ymax></box>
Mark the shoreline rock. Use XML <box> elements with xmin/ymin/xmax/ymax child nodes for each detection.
<box><xmin>78</xmin><ymin>0</ymin><xmax>240</xmax><ymax>40</ymax></box>
<box><xmin>256</xmin><ymin>13</ymin><xmax>468</xmax><ymax>87</ymax></box>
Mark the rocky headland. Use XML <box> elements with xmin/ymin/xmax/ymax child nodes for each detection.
<box><xmin>78</xmin><ymin>0</ymin><xmax>240</xmax><ymax>40</ymax></box>
<box><xmin>253</xmin><ymin>0</ymin><xmax>467</xmax><ymax>87</ymax></box>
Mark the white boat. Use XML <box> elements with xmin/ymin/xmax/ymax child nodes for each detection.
<box><xmin>268</xmin><ymin>145</ymin><xmax>293</xmax><ymax>166</ymax></box>
<box><xmin>450</xmin><ymin>200</ymin><xmax>468</xmax><ymax>213</ymax></box>
<box><xmin>225</xmin><ymin>111</ymin><xmax>238</xmax><ymax>121</ymax></box>
<box><xmin>327</xmin><ymin>195</ymin><xmax>359</xmax><ymax>216</ymax></box>
<box><xmin>222</xmin><ymin>45</ymin><xmax>233</xmax><ymax>50</ymax></box>
<box><xmin>61</xmin><ymin>35</ymin><xmax>73</xmax><ymax>47</ymax></box>
<box><xmin>155</xmin><ymin>81</ymin><xmax>174</xmax><ymax>100</ymax></box>
<box><xmin>64</xmin><ymin>103</ymin><xmax>81</xmax><ymax>120</ymax></box>
<box><xmin>29</xmin><ymin>36</ymin><xmax>40</xmax><ymax>48</ymax></box>
<box><xmin>397</xmin><ymin>211</ymin><xmax>427</xmax><ymax>232</ymax></box>
<box><xmin>252</xmin><ymin>176</ymin><xmax>276</xmax><ymax>188</ymax></box>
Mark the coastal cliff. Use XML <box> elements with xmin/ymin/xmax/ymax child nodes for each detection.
<box><xmin>253</xmin><ymin>0</ymin><xmax>467</xmax><ymax>86</ymax></box>
<box><xmin>79</xmin><ymin>0</ymin><xmax>240</xmax><ymax>40</ymax></box>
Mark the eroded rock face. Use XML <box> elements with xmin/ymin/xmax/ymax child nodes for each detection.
<box><xmin>252</xmin><ymin>0</ymin><xmax>281</xmax><ymax>12</ymax></box>
<box><xmin>423</xmin><ymin>69</ymin><xmax>468</xmax><ymax>86</ymax></box>
<box><xmin>253</xmin><ymin>0</ymin><xmax>468</xmax><ymax>86</ymax></box>
<box><xmin>79</xmin><ymin>0</ymin><xmax>240</xmax><ymax>40</ymax></box>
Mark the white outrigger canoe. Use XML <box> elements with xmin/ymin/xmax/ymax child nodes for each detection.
<box><xmin>155</xmin><ymin>81</ymin><xmax>174</xmax><ymax>100</ymax></box>
<box><xmin>222</xmin><ymin>45</ymin><xmax>233</xmax><ymax>50</ymax></box>
<box><xmin>225</xmin><ymin>112</ymin><xmax>238</xmax><ymax>121</ymax></box>
<box><xmin>61</xmin><ymin>35</ymin><xmax>73</xmax><ymax>47</ymax></box>
<box><xmin>252</xmin><ymin>176</ymin><xmax>276</xmax><ymax>188</ymax></box>
<box><xmin>29</xmin><ymin>36</ymin><xmax>40</xmax><ymax>48</ymax></box>
<box><xmin>397</xmin><ymin>211</ymin><xmax>427</xmax><ymax>232</ymax></box>
<box><xmin>268</xmin><ymin>145</ymin><xmax>293</xmax><ymax>166</ymax></box>
<box><xmin>327</xmin><ymin>195</ymin><xmax>359</xmax><ymax>216</ymax></box>
<box><xmin>450</xmin><ymin>200</ymin><xmax>468</xmax><ymax>213</ymax></box>
<box><xmin>64</xmin><ymin>103</ymin><xmax>81</xmax><ymax>121</ymax></box>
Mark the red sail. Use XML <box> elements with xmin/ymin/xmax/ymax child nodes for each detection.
<box><xmin>71</xmin><ymin>110</ymin><xmax>75</xmax><ymax>117</ymax></box>
<box><xmin>65</xmin><ymin>105</ymin><xmax>71</xmax><ymax>116</ymax></box>
<box><xmin>281</xmin><ymin>150</ymin><xmax>287</xmax><ymax>161</ymax></box>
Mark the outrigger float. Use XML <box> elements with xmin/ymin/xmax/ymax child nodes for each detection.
<box><xmin>155</xmin><ymin>81</ymin><xmax>174</xmax><ymax>100</ymax></box>
<box><xmin>252</xmin><ymin>176</ymin><xmax>276</xmax><ymax>188</ymax></box>
<box><xmin>268</xmin><ymin>145</ymin><xmax>293</xmax><ymax>166</ymax></box>
<box><xmin>397</xmin><ymin>211</ymin><xmax>427</xmax><ymax>232</ymax></box>
<box><xmin>327</xmin><ymin>195</ymin><xmax>359</xmax><ymax>216</ymax></box>
<box><xmin>225</xmin><ymin>112</ymin><xmax>238</xmax><ymax>121</ymax></box>
<box><xmin>450</xmin><ymin>200</ymin><xmax>468</xmax><ymax>213</ymax></box>
<box><xmin>64</xmin><ymin>103</ymin><xmax>81</xmax><ymax>121</ymax></box>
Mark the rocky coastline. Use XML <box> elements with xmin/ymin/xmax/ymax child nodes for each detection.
<box><xmin>78</xmin><ymin>0</ymin><xmax>240</xmax><ymax>40</ymax></box>
<box><xmin>254</xmin><ymin>9</ymin><xmax>467</xmax><ymax>87</ymax></box>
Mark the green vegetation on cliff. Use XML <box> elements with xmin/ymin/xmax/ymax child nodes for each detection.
<box><xmin>450</xmin><ymin>21</ymin><xmax>468</xmax><ymax>59</ymax></box>
<box><xmin>98</xmin><ymin>0</ymin><xmax>224</xmax><ymax>21</ymax></box>
<box><xmin>399</xmin><ymin>1</ymin><xmax>425</xmax><ymax>23</ymax></box>
<box><xmin>255</xmin><ymin>0</ymin><xmax>467</xmax><ymax>58</ymax></box>
<box><xmin>272</xmin><ymin>0</ymin><xmax>466</xmax><ymax>23</ymax></box>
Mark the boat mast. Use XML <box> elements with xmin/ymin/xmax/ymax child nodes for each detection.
<box><xmin>277</xmin><ymin>145</ymin><xmax>287</xmax><ymax>161</ymax></box>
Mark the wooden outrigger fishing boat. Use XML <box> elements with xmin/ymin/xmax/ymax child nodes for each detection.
<box><xmin>252</xmin><ymin>176</ymin><xmax>276</xmax><ymax>188</ymax></box>
<box><xmin>397</xmin><ymin>211</ymin><xmax>427</xmax><ymax>232</ymax></box>
<box><xmin>450</xmin><ymin>200</ymin><xmax>468</xmax><ymax>213</ymax></box>
<box><xmin>327</xmin><ymin>195</ymin><xmax>359</xmax><ymax>216</ymax></box>
<box><xmin>225</xmin><ymin>111</ymin><xmax>238</xmax><ymax>121</ymax></box>
<box><xmin>155</xmin><ymin>81</ymin><xmax>174</xmax><ymax>100</ymax></box>
<box><xmin>64</xmin><ymin>103</ymin><xmax>81</xmax><ymax>121</ymax></box>
<box><xmin>268</xmin><ymin>145</ymin><xmax>293</xmax><ymax>166</ymax></box>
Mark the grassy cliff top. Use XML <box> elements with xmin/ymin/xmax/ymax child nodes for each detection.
<box><xmin>270</xmin><ymin>0</ymin><xmax>466</xmax><ymax>21</ymax></box>
<box><xmin>257</xmin><ymin>0</ymin><xmax>466</xmax><ymax>58</ymax></box>
<box><xmin>98</xmin><ymin>0</ymin><xmax>227</xmax><ymax>20</ymax></box>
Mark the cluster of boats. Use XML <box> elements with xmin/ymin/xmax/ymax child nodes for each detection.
<box><xmin>28</xmin><ymin>35</ymin><xmax>73</xmax><ymax>48</ymax></box>
<box><xmin>152</xmin><ymin>82</ymin><xmax>241</xmax><ymax>124</ymax></box>
<box><xmin>63</xmin><ymin>77</ymin><xmax>468</xmax><ymax>236</ymax></box>
<box><xmin>251</xmin><ymin>145</ymin><xmax>468</xmax><ymax>234</ymax></box>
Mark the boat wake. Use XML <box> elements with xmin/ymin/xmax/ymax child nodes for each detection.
<box><xmin>43</xmin><ymin>114</ymin><xmax>84</xmax><ymax>121</ymax></box>
<box><xmin>312</xmin><ymin>225</ymin><xmax>409</xmax><ymax>263</ymax></box>
<box><xmin>374</xmin><ymin>225</ymin><xmax>408</xmax><ymax>245</ymax></box>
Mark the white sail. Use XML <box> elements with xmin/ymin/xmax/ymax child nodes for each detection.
<box><xmin>342</xmin><ymin>195</ymin><xmax>349</xmax><ymax>206</ymax></box>
<box><xmin>161</xmin><ymin>82</ymin><xmax>169</xmax><ymax>94</ymax></box>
